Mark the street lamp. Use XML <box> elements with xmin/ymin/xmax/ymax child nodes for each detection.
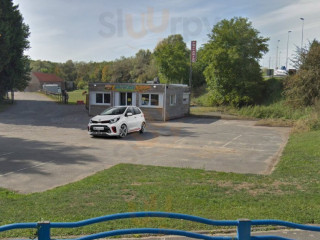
<box><xmin>300</xmin><ymin>18</ymin><xmax>304</xmax><ymax>50</ymax></box>
<box><xmin>279</xmin><ymin>51</ymin><xmax>282</xmax><ymax>68</ymax></box>
<box><xmin>286</xmin><ymin>31</ymin><xmax>292</xmax><ymax>70</ymax></box>
<box><xmin>275</xmin><ymin>40</ymin><xmax>280</xmax><ymax>69</ymax></box>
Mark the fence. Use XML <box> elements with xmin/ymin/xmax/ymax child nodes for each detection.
<box><xmin>41</xmin><ymin>90</ymin><xmax>67</xmax><ymax>103</ymax></box>
<box><xmin>1</xmin><ymin>212</ymin><xmax>320</xmax><ymax>240</ymax></box>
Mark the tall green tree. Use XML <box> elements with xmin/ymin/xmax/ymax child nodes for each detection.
<box><xmin>109</xmin><ymin>57</ymin><xmax>134</xmax><ymax>83</ymax></box>
<box><xmin>131</xmin><ymin>49</ymin><xmax>151</xmax><ymax>83</ymax></box>
<box><xmin>130</xmin><ymin>49</ymin><xmax>158</xmax><ymax>83</ymax></box>
<box><xmin>285</xmin><ymin>40</ymin><xmax>320</xmax><ymax>107</ymax></box>
<box><xmin>0</xmin><ymin>0</ymin><xmax>30</xmax><ymax>100</ymax></box>
<box><xmin>203</xmin><ymin>17</ymin><xmax>269</xmax><ymax>106</ymax></box>
<box><xmin>61</xmin><ymin>60</ymin><xmax>77</xmax><ymax>82</ymax></box>
<box><xmin>30</xmin><ymin>60</ymin><xmax>57</xmax><ymax>73</ymax></box>
<box><xmin>154</xmin><ymin>34</ymin><xmax>189</xmax><ymax>84</ymax></box>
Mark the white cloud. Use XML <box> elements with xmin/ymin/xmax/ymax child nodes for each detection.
<box><xmin>12</xmin><ymin>0</ymin><xmax>320</xmax><ymax>64</ymax></box>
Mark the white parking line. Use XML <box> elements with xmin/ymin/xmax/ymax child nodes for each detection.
<box><xmin>222</xmin><ymin>134</ymin><xmax>242</xmax><ymax>147</ymax></box>
<box><xmin>0</xmin><ymin>152</ymin><xmax>14</xmax><ymax>157</ymax></box>
<box><xmin>0</xmin><ymin>160</ymin><xmax>54</xmax><ymax>177</ymax></box>
<box><xmin>175</xmin><ymin>137</ymin><xmax>185</xmax><ymax>143</ymax></box>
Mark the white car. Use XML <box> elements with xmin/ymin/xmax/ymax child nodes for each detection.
<box><xmin>274</xmin><ymin>69</ymin><xmax>288</xmax><ymax>76</ymax></box>
<box><xmin>88</xmin><ymin>106</ymin><xmax>146</xmax><ymax>138</ymax></box>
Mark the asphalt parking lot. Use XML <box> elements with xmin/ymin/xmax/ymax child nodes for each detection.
<box><xmin>0</xmin><ymin>92</ymin><xmax>290</xmax><ymax>193</ymax></box>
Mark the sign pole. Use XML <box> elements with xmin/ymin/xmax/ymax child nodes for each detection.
<box><xmin>189</xmin><ymin>41</ymin><xmax>197</xmax><ymax>88</ymax></box>
<box><xmin>189</xmin><ymin>58</ymin><xmax>192</xmax><ymax>87</ymax></box>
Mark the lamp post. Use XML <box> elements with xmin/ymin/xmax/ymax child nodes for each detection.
<box><xmin>286</xmin><ymin>31</ymin><xmax>292</xmax><ymax>70</ymax></box>
<box><xmin>279</xmin><ymin>51</ymin><xmax>281</xmax><ymax>68</ymax></box>
<box><xmin>275</xmin><ymin>40</ymin><xmax>280</xmax><ymax>69</ymax></box>
<box><xmin>300</xmin><ymin>18</ymin><xmax>304</xmax><ymax>50</ymax></box>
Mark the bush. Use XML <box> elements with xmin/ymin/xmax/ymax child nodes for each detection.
<box><xmin>263</xmin><ymin>77</ymin><xmax>283</xmax><ymax>105</ymax></box>
<box><xmin>284</xmin><ymin>40</ymin><xmax>320</xmax><ymax>107</ymax></box>
<box><xmin>237</xmin><ymin>101</ymin><xmax>312</xmax><ymax>119</ymax></box>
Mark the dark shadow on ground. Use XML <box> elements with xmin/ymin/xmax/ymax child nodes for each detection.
<box><xmin>0</xmin><ymin>99</ymin><xmax>90</xmax><ymax>130</ymax></box>
<box><xmin>168</xmin><ymin>116</ymin><xmax>220</xmax><ymax>124</ymax></box>
<box><xmin>0</xmin><ymin>135</ymin><xmax>99</xmax><ymax>176</ymax></box>
<box><xmin>90</xmin><ymin>131</ymin><xmax>159</xmax><ymax>141</ymax></box>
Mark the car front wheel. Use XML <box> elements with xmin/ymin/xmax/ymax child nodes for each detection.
<box><xmin>140</xmin><ymin>122</ymin><xmax>146</xmax><ymax>134</ymax></box>
<box><xmin>119</xmin><ymin>124</ymin><xmax>128</xmax><ymax>138</ymax></box>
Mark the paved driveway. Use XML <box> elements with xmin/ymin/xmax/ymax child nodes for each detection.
<box><xmin>0</xmin><ymin>92</ymin><xmax>290</xmax><ymax>193</ymax></box>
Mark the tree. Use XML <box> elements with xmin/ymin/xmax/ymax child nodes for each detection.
<box><xmin>154</xmin><ymin>34</ymin><xmax>189</xmax><ymax>84</ymax></box>
<box><xmin>131</xmin><ymin>49</ymin><xmax>151</xmax><ymax>83</ymax></box>
<box><xmin>109</xmin><ymin>57</ymin><xmax>134</xmax><ymax>83</ymax></box>
<box><xmin>0</xmin><ymin>0</ymin><xmax>31</xmax><ymax>101</ymax></box>
<box><xmin>101</xmin><ymin>64</ymin><xmax>110</xmax><ymax>82</ymax></box>
<box><xmin>284</xmin><ymin>40</ymin><xmax>320</xmax><ymax>107</ymax></box>
<box><xmin>129</xmin><ymin>49</ymin><xmax>159</xmax><ymax>83</ymax></box>
<box><xmin>203</xmin><ymin>17</ymin><xmax>269</xmax><ymax>106</ymax></box>
<box><xmin>89</xmin><ymin>63</ymin><xmax>103</xmax><ymax>82</ymax></box>
<box><xmin>30</xmin><ymin>60</ymin><xmax>57</xmax><ymax>73</ymax></box>
<box><xmin>61</xmin><ymin>60</ymin><xmax>77</xmax><ymax>82</ymax></box>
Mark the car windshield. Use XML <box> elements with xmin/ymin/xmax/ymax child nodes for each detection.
<box><xmin>100</xmin><ymin>107</ymin><xmax>127</xmax><ymax>115</ymax></box>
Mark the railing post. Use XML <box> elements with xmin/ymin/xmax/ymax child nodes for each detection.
<box><xmin>237</xmin><ymin>219</ymin><xmax>251</xmax><ymax>240</ymax></box>
<box><xmin>37</xmin><ymin>221</ymin><xmax>50</xmax><ymax>240</ymax></box>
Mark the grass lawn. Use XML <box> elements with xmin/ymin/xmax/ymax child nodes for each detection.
<box><xmin>67</xmin><ymin>89</ymin><xmax>87</xmax><ymax>104</ymax></box>
<box><xmin>0</xmin><ymin>130</ymin><xmax>320</xmax><ymax>238</ymax></box>
<box><xmin>190</xmin><ymin>102</ymin><xmax>313</xmax><ymax>120</ymax></box>
<box><xmin>38</xmin><ymin>90</ymin><xmax>87</xmax><ymax>104</ymax></box>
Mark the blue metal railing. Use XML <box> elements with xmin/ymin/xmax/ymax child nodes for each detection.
<box><xmin>1</xmin><ymin>212</ymin><xmax>320</xmax><ymax>240</ymax></box>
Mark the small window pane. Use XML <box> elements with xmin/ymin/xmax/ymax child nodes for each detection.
<box><xmin>104</xmin><ymin>93</ymin><xmax>110</xmax><ymax>103</ymax></box>
<box><xmin>141</xmin><ymin>94</ymin><xmax>150</xmax><ymax>105</ymax></box>
<box><xmin>127</xmin><ymin>92</ymin><xmax>132</xmax><ymax>105</ymax></box>
<box><xmin>96</xmin><ymin>93</ymin><xmax>103</xmax><ymax>103</ymax></box>
<box><xmin>170</xmin><ymin>95</ymin><xmax>176</xmax><ymax>105</ymax></box>
<box><xmin>151</xmin><ymin>94</ymin><xmax>159</xmax><ymax>106</ymax></box>
<box><xmin>120</xmin><ymin>93</ymin><xmax>126</xmax><ymax>106</ymax></box>
<box><xmin>183</xmin><ymin>93</ymin><xmax>189</xmax><ymax>104</ymax></box>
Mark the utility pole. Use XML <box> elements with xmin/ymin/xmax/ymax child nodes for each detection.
<box><xmin>269</xmin><ymin>56</ymin><xmax>271</xmax><ymax>69</ymax></box>
<box><xmin>300</xmin><ymin>18</ymin><xmax>304</xmax><ymax>50</ymax></box>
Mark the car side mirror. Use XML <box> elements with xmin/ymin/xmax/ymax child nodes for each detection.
<box><xmin>126</xmin><ymin>112</ymin><xmax>133</xmax><ymax>117</ymax></box>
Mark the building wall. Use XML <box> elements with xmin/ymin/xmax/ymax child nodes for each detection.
<box><xmin>25</xmin><ymin>73</ymin><xmax>41</xmax><ymax>92</ymax></box>
<box><xmin>88</xmin><ymin>83</ymin><xmax>189</xmax><ymax>121</ymax></box>
<box><xmin>40</xmin><ymin>81</ymin><xmax>63</xmax><ymax>90</ymax></box>
<box><xmin>141</xmin><ymin>108</ymin><xmax>163</xmax><ymax>121</ymax></box>
<box><xmin>25</xmin><ymin>73</ymin><xmax>65</xmax><ymax>92</ymax></box>
<box><xmin>165</xmin><ymin>85</ymin><xmax>190</xmax><ymax>120</ymax></box>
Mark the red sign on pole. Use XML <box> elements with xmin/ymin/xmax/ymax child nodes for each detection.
<box><xmin>191</xmin><ymin>41</ymin><xmax>197</xmax><ymax>63</ymax></box>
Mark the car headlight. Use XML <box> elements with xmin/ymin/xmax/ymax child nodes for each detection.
<box><xmin>89</xmin><ymin>119</ymin><xmax>93</xmax><ymax>124</ymax></box>
<box><xmin>109</xmin><ymin>117</ymin><xmax>120</xmax><ymax>124</ymax></box>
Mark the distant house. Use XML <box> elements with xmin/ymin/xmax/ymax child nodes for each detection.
<box><xmin>25</xmin><ymin>72</ymin><xmax>65</xmax><ymax>92</ymax></box>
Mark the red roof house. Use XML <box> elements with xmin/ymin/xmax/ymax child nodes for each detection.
<box><xmin>25</xmin><ymin>72</ymin><xmax>65</xmax><ymax>92</ymax></box>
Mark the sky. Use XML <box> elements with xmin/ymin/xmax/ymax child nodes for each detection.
<box><xmin>12</xmin><ymin>0</ymin><xmax>320</xmax><ymax>69</ymax></box>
